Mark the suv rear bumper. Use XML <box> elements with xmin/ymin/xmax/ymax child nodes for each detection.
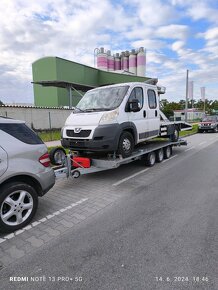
<box><xmin>37</xmin><ymin>169</ymin><xmax>55</xmax><ymax>196</ymax></box>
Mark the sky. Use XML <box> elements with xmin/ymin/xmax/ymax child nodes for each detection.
<box><xmin>0</xmin><ymin>0</ymin><xmax>218</xmax><ymax>104</ymax></box>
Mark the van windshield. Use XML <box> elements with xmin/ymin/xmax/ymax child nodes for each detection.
<box><xmin>76</xmin><ymin>85</ymin><xmax>129</xmax><ymax>112</ymax></box>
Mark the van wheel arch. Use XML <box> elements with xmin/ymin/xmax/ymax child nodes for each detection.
<box><xmin>117</xmin><ymin>131</ymin><xmax>134</xmax><ymax>158</ymax></box>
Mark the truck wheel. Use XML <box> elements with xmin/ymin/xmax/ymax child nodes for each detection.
<box><xmin>198</xmin><ymin>129</ymin><xmax>202</xmax><ymax>133</ymax></box>
<box><xmin>0</xmin><ymin>182</ymin><xmax>38</xmax><ymax>233</ymax></box>
<box><xmin>145</xmin><ymin>152</ymin><xmax>156</xmax><ymax>167</ymax></box>
<box><xmin>49</xmin><ymin>147</ymin><xmax>66</xmax><ymax>165</ymax></box>
<box><xmin>164</xmin><ymin>146</ymin><xmax>172</xmax><ymax>159</ymax></box>
<box><xmin>118</xmin><ymin>131</ymin><xmax>134</xmax><ymax>158</ymax></box>
<box><xmin>170</xmin><ymin>127</ymin><xmax>179</xmax><ymax>142</ymax></box>
<box><xmin>156</xmin><ymin>148</ymin><xmax>164</xmax><ymax>163</ymax></box>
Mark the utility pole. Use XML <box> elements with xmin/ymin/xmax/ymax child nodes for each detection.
<box><xmin>185</xmin><ymin>69</ymin><xmax>189</xmax><ymax>122</ymax></box>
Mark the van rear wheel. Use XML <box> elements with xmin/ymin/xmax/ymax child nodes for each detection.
<box><xmin>118</xmin><ymin>132</ymin><xmax>134</xmax><ymax>158</ymax></box>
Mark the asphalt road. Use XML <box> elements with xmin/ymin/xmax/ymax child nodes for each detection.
<box><xmin>1</xmin><ymin>133</ymin><xmax>218</xmax><ymax>290</ymax></box>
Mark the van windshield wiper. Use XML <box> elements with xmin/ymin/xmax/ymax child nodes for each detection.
<box><xmin>83</xmin><ymin>108</ymin><xmax>111</xmax><ymax>112</ymax></box>
<box><xmin>74</xmin><ymin>107</ymin><xmax>85</xmax><ymax>112</ymax></box>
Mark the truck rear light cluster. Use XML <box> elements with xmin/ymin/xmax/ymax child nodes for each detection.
<box><xmin>39</xmin><ymin>153</ymin><xmax>51</xmax><ymax>167</ymax></box>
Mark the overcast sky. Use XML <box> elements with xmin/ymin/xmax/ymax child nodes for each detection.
<box><xmin>0</xmin><ymin>0</ymin><xmax>218</xmax><ymax>104</ymax></box>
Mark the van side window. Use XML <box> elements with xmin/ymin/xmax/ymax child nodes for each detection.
<box><xmin>148</xmin><ymin>89</ymin><xmax>157</xmax><ymax>109</ymax></box>
<box><xmin>128</xmin><ymin>87</ymin><xmax>144</xmax><ymax>109</ymax></box>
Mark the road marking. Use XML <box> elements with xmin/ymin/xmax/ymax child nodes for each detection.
<box><xmin>113</xmin><ymin>168</ymin><xmax>149</xmax><ymax>186</ymax></box>
<box><xmin>162</xmin><ymin>154</ymin><xmax>178</xmax><ymax>163</ymax></box>
<box><xmin>185</xmin><ymin>146</ymin><xmax>195</xmax><ymax>152</ymax></box>
<box><xmin>0</xmin><ymin>198</ymin><xmax>89</xmax><ymax>244</ymax></box>
<box><xmin>169</xmin><ymin>154</ymin><xmax>178</xmax><ymax>160</ymax></box>
<box><xmin>199</xmin><ymin>141</ymin><xmax>207</xmax><ymax>146</ymax></box>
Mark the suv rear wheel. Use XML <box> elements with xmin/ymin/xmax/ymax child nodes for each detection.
<box><xmin>0</xmin><ymin>182</ymin><xmax>38</xmax><ymax>233</ymax></box>
<box><xmin>117</xmin><ymin>131</ymin><xmax>134</xmax><ymax>158</ymax></box>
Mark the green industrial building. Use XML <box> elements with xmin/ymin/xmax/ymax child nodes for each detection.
<box><xmin>32</xmin><ymin>57</ymin><xmax>150</xmax><ymax>107</ymax></box>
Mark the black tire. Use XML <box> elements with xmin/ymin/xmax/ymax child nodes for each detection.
<box><xmin>49</xmin><ymin>147</ymin><xmax>66</xmax><ymax>165</ymax></box>
<box><xmin>117</xmin><ymin>131</ymin><xmax>134</xmax><ymax>158</ymax></box>
<box><xmin>156</xmin><ymin>148</ymin><xmax>164</xmax><ymax>163</ymax></box>
<box><xmin>0</xmin><ymin>182</ymin><xmax>38</xmax><ymax>233</ymax></box>
<box><xmin>145</xmin><ymin>152</ymin><xmax>156</xmax><ymax>167</ymax></box>
<box><xmin>198</xmin><ymin>129</ymin><xmax>202</xmax><ymax>133</ymax></box>
<box><xmin>170</xmin><ymin>127</ymin><xmax>179</xmax><ymax>142</ymax></box>
<box><xmin>213</xmin><ymin>127</ymin><xmax>218</xmax><ymax>133</ymax></box>
<box><xmin>164</xmin><ymin>146</ymin><xmax>172</xmax><ymax>159</ymax></box>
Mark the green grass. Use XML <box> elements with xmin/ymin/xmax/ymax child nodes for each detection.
<box><xmin>38</xmin><ymin>130</ymin><xmax>61</xmax><ymax>142</ymax></box>
<box><xmin>179</xmin><ymin>124</ymin><xmax>198</xmax><ymax>137</ymax></box>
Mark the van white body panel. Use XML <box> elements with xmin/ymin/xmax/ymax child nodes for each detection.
<box><xmin>61</xmin><ymin>82</ymin><xmax>164</xmax><ymax>152</ymax></box>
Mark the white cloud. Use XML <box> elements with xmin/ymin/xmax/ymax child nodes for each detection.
<box><xmin>156</xmin><ymin>25</ymin><xmax>189</xmax><ymax>40</ymax></box>
<box><xmin>171</xmin><ymin>40</ymin><xmax>185</xmax><ymax>51</ymax></box>
<box><xmin>0</xmin><ymin>0</ymin><xmax>217</xmax><ymax>103</ymax></box>
<box><xmin>130</xmin><ymin>0</ymin><xmax>177</xmax><ymax>26</ymax></box>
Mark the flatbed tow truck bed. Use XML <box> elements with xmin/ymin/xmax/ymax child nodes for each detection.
<box><xmin>53</xmin><ymin>139</ymin><xmax>187</xmax><ymax>180</ymax></box>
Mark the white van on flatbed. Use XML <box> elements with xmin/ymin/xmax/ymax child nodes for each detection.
<box><xmin>61</xmin><ymin>82</ymin><xmax>191</xmax><ymax>157</ymax></box>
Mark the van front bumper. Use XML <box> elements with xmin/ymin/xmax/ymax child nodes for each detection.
<box><xmin>61</xmin><ymin>124</ymin><xmax>121</xmax><ymax>152</ymax></box>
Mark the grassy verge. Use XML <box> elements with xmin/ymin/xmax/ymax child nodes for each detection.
<box><xmin>38</xmin><ymin>130</ymin><xmax>61</xmax><ymax>142</ymax></box>
<box><xmin>179</xmin><ymin>124</ymin><xmax>198</xmax><ymax>137</ymax></box>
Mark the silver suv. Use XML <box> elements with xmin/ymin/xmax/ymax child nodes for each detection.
<box><xmin>0</xmin><ymin>117</ymin><xmax>55</xmax><ymax>232</ymax></box>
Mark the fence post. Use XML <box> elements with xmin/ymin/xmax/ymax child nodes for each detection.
<box><xmin>48</xmin><ymin>111</ymin><xmax>53</xmax><ymax>141</ymax></box>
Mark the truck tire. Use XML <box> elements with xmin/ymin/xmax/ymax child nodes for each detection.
<box><xmin>49</xmin><ymin>147</ymin><xmax>66</xmax><ymax>165</ymax></box>
<box><xmin>145</xmin><ymin>152</ymin><xmax>156</xmax><ymax>167</ymax></box>
<box><xmin>156</xmin><ymin>148</ymin><xmax>164</xmax><ymax>163</ymax></box>
<box><xmin>170</xmin><ymin>127</ymin><xmax>179</xmax><ymax>142</ymax></box>
<box><xmin>164</xmin><ymin>146</ymin><xmax>172</xmax><ymax>159</ymax></box>
<box><xmin>0</xmin><ymin>182</ymin><xmax>38</xmax><ymax>233</ymax></box>
<box><xmin>117</xmin><ymin>131</ymin><xmax>134</xmax><ymax>158</ymax></box>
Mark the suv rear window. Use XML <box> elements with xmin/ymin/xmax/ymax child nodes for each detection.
<box><xmin>0</xmin><ymin>123</ymin><xmax>43</xmax><ymax>145</ymax></box>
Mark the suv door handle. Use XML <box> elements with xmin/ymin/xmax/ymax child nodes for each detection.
<box><xmin>143</xmin><ymin>110</ymin><xmax>146</xmax><ymax>118</ymax></box>
<box><xmin>155</xmin><ymin>110</ymin><xmax>158</xmax><ymax>117</ymax></box>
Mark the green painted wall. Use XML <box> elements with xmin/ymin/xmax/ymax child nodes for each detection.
<box><xmin>32</xmin><ymin>57</ymin><xmax>59</xmax><ymax>107</ymax></box>
<box><xmin>32</xmin><ymin>57</ymin><xmax>149</xmax><ymax>107</ymax></box>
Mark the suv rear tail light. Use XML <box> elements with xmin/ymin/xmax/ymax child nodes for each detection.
<box><xmin>39</xmin><ymin>153</ymin><xmax>51</xmax><ymax>167</ymax></box>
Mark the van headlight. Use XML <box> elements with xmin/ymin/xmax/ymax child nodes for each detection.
<box><xmin>99</xmin><ymin>108</ymin><xmax>119</xmax><ymax>124</ymax></box>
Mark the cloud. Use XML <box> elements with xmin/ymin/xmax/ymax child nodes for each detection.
<box><xmin>0</xmin><ymin>0</ymin><xmax>218</xmax><ymax>104</ymax></box>
<box><xmin>156</xmin><ymin>25</ymin><xmax>189</xmax><ymax>40</ymax></box>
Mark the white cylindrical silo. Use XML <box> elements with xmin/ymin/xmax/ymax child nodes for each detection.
<box><xmin>114</xmin><ymin>53</ymin><xmax>121</xmax><ymax>70</ymax></box>
<box><xmin>137</xmin><ymin>47</ymin><xmax>146</xmax><ymax>76</ymax></box>
<box><xmin>107</xmin><ymin>50</ymin><xmax>114</xmax><ymax>71</ymax></box>
<box><xmin>123</xmin><ymin>51</ymin><xmax>129</xmax><ymax>71</ymax></box>
<box><xmin>97</xmin><ymin>47</ymin><xmax>108</xmax><ymax>71</ymax></box>
<box><xmin>129</xmin><ymin>49</ymin><xmax>137</xmax><ymax>75</ymax></box>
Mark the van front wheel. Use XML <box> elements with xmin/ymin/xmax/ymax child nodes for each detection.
<box><xmin>118</xmin><ymin>132</ymin><xmax>134</xmax><ymax>158</ymax></box>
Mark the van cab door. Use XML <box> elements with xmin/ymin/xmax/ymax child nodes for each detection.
<box><xmin>0</xmin><ymin>146</ymin><xmax>8</xmax><ymax>177</ymax></box>
<box><xmin>146</xmin><ymin>88</ymin><xmax>160</xmax><ymax>138</ymax></box>
<box><xmin>126</xmin><ymin>86</ymin><xmax>149</xmax><ymax>143</ymax></box>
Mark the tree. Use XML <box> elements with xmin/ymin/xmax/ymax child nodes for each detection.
<box><xmin>160</xmin><ymin>99</ymin><xmax>183</xmax><ymax>118</ymax></box>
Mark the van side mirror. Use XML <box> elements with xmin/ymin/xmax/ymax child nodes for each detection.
<box><xmin>129</xmin><ymin>99</ymin><xmax>140</xmax><ymax>112</ymax></box>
